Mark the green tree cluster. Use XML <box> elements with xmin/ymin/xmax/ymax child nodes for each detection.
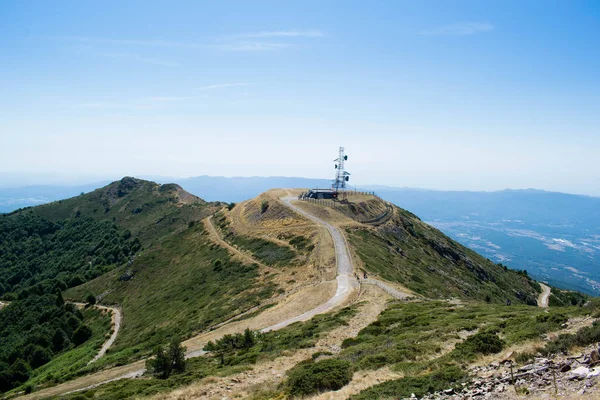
<box><xmin>0</xmin><ymin>212</ymin><xmax>140</xmax><ymax>299</ymax></box>
<box><xmin>145</xmin><ymin>337</ymin><xmax>186</xmax><ymax>379</ymax></box>
<box><xmin>0</xmin><ymin>292</ymin><xmax>93</xmax><ymax>392</ymax></box>
<box><xmin>203</xmin><ymin>328</ymin><xmax>256</xmax><ymax>364</ymax></box>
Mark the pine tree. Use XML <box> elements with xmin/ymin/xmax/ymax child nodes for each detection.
<box><xmin>55</xmin><ymin>289</ymin><xmax>64</xmax><ymax>307</ymax></box>
<box><xmin>168</xmin><ymin>337</ymin><xmax>186</xmax><ymax>374</ymax></box>
<box><xmin>146</xmin><ymin>346</ymin><xmax>170</xmax><ymax>379</ymax></box>
<box><xmin>243</xmin><ymin>328</ymin><xmax>255</xmax><ymax>348</ymax></box>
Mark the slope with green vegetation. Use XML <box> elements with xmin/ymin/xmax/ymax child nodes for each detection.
<box><xmin>347</xmin><ymin>204</ymin><xmax>545</xmax><ymax>304</ymax></box>
<box><xmin>68</xmin><ymin>222</ymin><xmax>277</xmax><ymax>366</ymax></box>
<box><xmin>0</xmin><ymin>178</ymin><xmax>281</xmax><ymax>395</ymax></box>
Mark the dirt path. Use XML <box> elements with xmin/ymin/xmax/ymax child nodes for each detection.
<box><xmin>149</xmin><ymin>285</ymin><xmax>392</xmax><ymax>400</ymax></box>
<box><xmin>69</xmin><ymin>302</ymin><xmax>123</xmax><ymax>364</ymax></box>
<box><xmin>538</xmin><ymin>283</ymin><xmax>551</xmax><ymax>308</ymax></box>
<box><xmin>204</xmin><ymin>215</ymin><xmax>274</xmax><ymax>273</ymax></box>
<box><xmin>90</xmin><ymin>305</ymin><xmax>122</xmax><ymax>364</ymax></box>
<box><xmin>259</xmin><ymin>197</ymin><xmax>359</xmax><ymax>332</ymax></box>
<box><xmin>360</xmin><ymin>279</ymin><xmax>410</xmax><ymax>299</ymax></box>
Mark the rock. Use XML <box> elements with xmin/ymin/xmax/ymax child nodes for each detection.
<box><xmin>501</xmin><ymin>352</ymin><xmax>514</xmax><ymax>363</ymax></box>
<box><xmin>518</xmin><ymin>364</ymin><xmax>535</xmax><ymax>372</ymax></box>
<box><xmin>591</xmin><ymin>349</ymin><xmax>600</xmax><ymax>365</ymax></box>
<box><xmin>568</xmin><ymin>366</ymin><xmax>590</xmax><ymax>380</ymax></box>
<box><xmin>490</xmin><ymin>361</ymin><xmax>500</xmax><ymax>369</ymax></box>
<box><xmin>558</xmin><ymin>361</ymin><xmax>572</xmax><ymax>372</ymax></box>
<box><xmin>444</xmin><ymin>388</ymin><xmax>454</xmax><ymax>395</ymax></box>
<box><xmin>587</xmin><ymin>367</ymin><xmax>600</xmax><ymax>378</ymax></box>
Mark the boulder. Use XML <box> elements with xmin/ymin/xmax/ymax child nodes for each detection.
<box><xmin>568</xmin><ymin>366</ymin><xmax>590</xmax><ymax>380</ymax></box>
<box><xmin>587</xmin><ymin>367</ymin><xmax>600</xmax><ymax>378</ymax></box>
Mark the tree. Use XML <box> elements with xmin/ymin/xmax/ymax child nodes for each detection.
<box><xmin>146</xmin><ymin>346</ymin><xmax>171</xmax><ymax>379</ymax></box>
<box><xmin>28</xmin><ymin>346</ymin><xmax>52</xmax><ymax>369</ymax></box>
<box><xmin>72</xmin><ymin>325</ymin><xmax>92</xmax><ymax>346</ymax></box>
<box><xmin>9</xmin><ymin>359</ymin><xmax>30</xmax><ymax>385</ymax></box>
<box><xmin>168</xmin><ymin>337</ymin><xmax>186</xmax><ymax>374</ymax></box>
<box><xmin>86</xmin><ymin>294</ymin><xmax>96</xmax><ymax>306</ymax></box>
<box><xmin>52</xmin><ymin>328</ymin><xmax>69</xmax><ymax>352</ymax></box>
<box><xmin>55</xmin><ymin>289</ymin><xmax>64</xmax><ymax>307</ymax></box>
<box><xmin>243</xmin><ymin>328</ymin><xmax>255</xmax><ymax>348</ymax></box>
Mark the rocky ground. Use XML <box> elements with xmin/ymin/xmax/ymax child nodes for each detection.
<box><xmin>418</xmin><ymin>345</ymin><xmax>600</xmax><ymax>399</ymax></box>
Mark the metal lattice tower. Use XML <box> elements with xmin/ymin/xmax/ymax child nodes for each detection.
<box><xmin>332</xmin><ymin>146</ymin><xmax>350</xmax><ymax>193</ymax></box>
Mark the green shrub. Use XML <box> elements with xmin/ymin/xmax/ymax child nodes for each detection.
<box><xmin>72</xmin><ymin>325</ymin><xmax>93</xmax><ymax>346</ymax></box>
<box><xmin>455</xmin><ymin>332</ymin><xmax>504</xmax><ymax>359</ymax></box>
<box><xmin>86</xmin><ymin>294</ymin><xmax>96</xmax><ymax>306</ymax></box>
<box><xmin>286</xmin><ymin>359</ymin><xmax>353</xmax><ymax>396</ymax></box>
<box><xmin>260</xmin><ymin>200</ymin><xmax>269</xmax><ymax>214</ymax></box>
<box><xmin>541</xmin><ymin>321</ymin><xmax>600</xmax><ymax>355</ymax></box>
<box><xmin>352</xmin><ymin>365</ymin><xmax>465</xmax><ymax>399</ymax></box>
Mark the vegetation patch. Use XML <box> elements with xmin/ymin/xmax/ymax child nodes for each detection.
<box><xmin>318</xmin><ymin>300</ymin><xmax>594</xmax><ymax>399</ymax></box>
<box><xmin>67</xmin><ymin>223</ymin><xmax>276</xmax><ymax>368</ymax></box>
<box><xmin>214</xmin><ymin>212</ymin><xmax>298</xmax><ymax>267</ymax></box>
<box><xmin>541</xmin><ymin>320</ymin><xmax>600</xmax><ymax>356</ymax></box>
<box><xmin>0</xmin><ymin>301</ymin><xmax>110</xmax><ymax>394</ymax></box>
<box><xmin>59</xmin><ymin>306</ymin><xmax>358</xmax><ymax>399</ymax></box>
<box><xmin>351</xmin><ymin>365</ymin><xmax>466</xmax><ymax>400</ymax></box>
<box><xmin>286</xmin><ymin>358</ymin><xmax>353</xmax><ymax>396</ymax></box>
<box><xmin>346</xmin><ymin>207</ymin><xmax>542</xmax><ymax>304</ymax></box>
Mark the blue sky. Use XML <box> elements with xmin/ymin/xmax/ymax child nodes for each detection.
<box><xmin>1</xmin><ymin>1</ymin><xmax>599</xmax><ymax>194</ymax></box>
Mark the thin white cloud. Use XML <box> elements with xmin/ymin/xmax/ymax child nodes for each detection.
<box><xmin>420</xmin><ymin>22</ymin><xmax>494</xmax><ymax>36</ymax></box>
<box><xmin>64</xmin><ymin>36</ymin><xmax>203</xmax><ymax>49</ymax></box>
<box><xmin>210</xmin><ymin>42</ymin><xmax>290</xmax><ymax>52</ymax></box>
<box><xmin>237</xmin><ymin>30</ymin><xmax>324</xmax><ymax>38</ymax></box>
<box><xmin>196</xmin><ymin>83</ymin><xmax>253</xmax><ymax>91</ymax></box>
<box><xmin>96</xmin><ymin>51</ymin><xmax>181</xmax><ymax>67</ymax></box>
<box><xmin>61</xmin><ymin>35</ymin><xmax>301</xmax><ymax>52</ymax></box>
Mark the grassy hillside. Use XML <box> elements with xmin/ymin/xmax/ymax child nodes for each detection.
<box><xmin>67</xmin><ymin>223</ymin><xmax>277</xmax><ymax>366</ymax></box>
<box><xmin>0</xmin><ymin>178</ymin><xmax>281</xmax><ymax>393</ymax></box>
<box><xmin>347</xmin><ymin>204</ymin><xmax>544</xmax><ymax>304</ymax></box>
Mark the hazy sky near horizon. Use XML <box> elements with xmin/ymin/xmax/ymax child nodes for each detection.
<box><xmin>1</xmin><ymin>1</ymin><xmax>599</xmax><ymax>194</ymax></box>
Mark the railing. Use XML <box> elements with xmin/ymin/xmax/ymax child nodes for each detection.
<box><xmin>297</xmin><ymin>191</ymin><xmax>393</xmax><ymax>226</ymax></box>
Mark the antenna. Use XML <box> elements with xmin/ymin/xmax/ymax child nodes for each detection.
<box><xmin>332</xmin><ymin>146</ymin><xmax>350</xmax><ymax>194</ymax></box>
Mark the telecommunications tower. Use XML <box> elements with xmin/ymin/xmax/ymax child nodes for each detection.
<box><xmin>332</xmin><ymin>146</ymin><xmax>350</xmax><ymax>193</ymax></box>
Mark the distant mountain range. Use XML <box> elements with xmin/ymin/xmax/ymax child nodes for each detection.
<box><xmin>2</xmin><ymin>175</ymin><xmax>599</xmax><ymax>295</ymax></box>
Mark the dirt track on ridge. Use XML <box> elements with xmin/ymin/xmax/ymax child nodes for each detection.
<box><xmin>538</xmin><ymin>283</ymin><xmax>551</xmax><ymax>308</ymax></box>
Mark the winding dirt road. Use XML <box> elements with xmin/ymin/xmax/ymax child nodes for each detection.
<box><xmin>538</xmin><ymin>283</ymin><xmax>551</xmax><ymax>308</ymax></box>
<box><xmin>259</xmin><ymin>197</ymin><xmax>359</xmax><ymax>331</ymax></box>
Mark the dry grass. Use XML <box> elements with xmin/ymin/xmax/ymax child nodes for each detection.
<box><xmin>306</xmin><ymin>367</ymin><xmax>403</xmax><ymax>400</ymax></box>
<box><xmin>146</xmin><ymin>286</ymin><xmax>392</xmax><ymax>400</ymax></box>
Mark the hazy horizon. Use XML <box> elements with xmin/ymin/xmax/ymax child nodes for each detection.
<box><xmin>0</xmin><ymin>172</ymin><xmax>598</xmax><ymax>198</ymax></box>
<box><xmin>2</xmin><ymin>1</ymin><xmax>599</xmax><ymax>195</ymax></box>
